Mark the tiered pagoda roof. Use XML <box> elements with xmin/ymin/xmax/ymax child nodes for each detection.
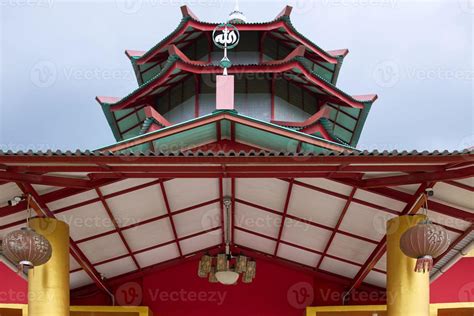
<box><xmin>97</xmin><ymin>5</ymin><xmax>377</xmax><ymax>151</ymax></box>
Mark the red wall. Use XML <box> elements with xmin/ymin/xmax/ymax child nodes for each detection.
<box><xmin>430</xmin><ymin>257</ymin><xmax>474</xmax><ymax>303</ymax></box>
<box><xmin>72</xmin><ymin>257</ymin><xmax>385</xmax><ymax>316</ymax></box>
<box><xmin>1</xmin><ymin>257</ymin><xmax>472</xmax><ymax>315</ymax></box>
<box><xmin>0</xmin><ymin>262</ymin><xmax>27</xmax><ymax>304</ymax></box>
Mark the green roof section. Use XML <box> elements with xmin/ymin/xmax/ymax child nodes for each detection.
<box><xmin>96</xmin><ymin>110</ymin><xmax>357</xmax><ymax>155</ymax></box>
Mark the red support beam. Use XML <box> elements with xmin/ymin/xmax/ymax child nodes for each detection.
<box><xmin>434</xmin><ymin>224</ymin><xmax>473</xmax><ymax>265</ymax></box>
<box><xmin>345</xmin><ymin>184</ymin><xmax>431</xmax><ymax>296</ymax></box>
<box><xmin>231</xmin><ymin>178</ymin><xmax>236</xmax><ymax>245</ymax></box>
<box><xmin>218</xmin><ymin>177</ymin><xmax>225</xmax><ymax>245</ymax></box>
<box><xmin>316</xmin><ymin>187</ymin><xmax>357</xmax><ymax>270</ymax></box>
<box><xmin>359</xmin><ymin>166</ymin><xmax>474</xmax><ymax>188</ymax></box>
<box><xmin>159</xmin><ymin>182</ymin><xmax>183</xmax><ymax>257</ymax></box>
<box><xmin>95</xmin><ymin>188</ymin><xmax>141</xmax><ymax>270</ymax></box>
<box><xmin>0</xmin><ymin>171</ymin><xmax>93</xmax><ymax>188</ymax></box>
<box><xmin>19</xmin><ymin>183</ymin><xmax>111</xmax><ymax>294</ymax></box>
<box><xmin>273</xmin><ymin>179</ymin><xmax>294</xmax><ymax>256</ymax></box>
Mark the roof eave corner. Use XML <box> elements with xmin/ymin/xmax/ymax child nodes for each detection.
<box><xmin>275</xmin><ymin>5</ymin><xmax>293</xmax><ymax>20</ymax></box>
<box><xmin>352</xmin><ymin>94</ymin><xmax>378</xmax><ymax>104</ymax></box>
<box><xmin>96</xmin><ymin>96</ymin><xmax>121</xmax><ymax>106</ymax></box>
<box><xmin>125</xmin><ymin>50</ymin><xmax>145</xmax><ymax>60</ymax></box>
<box><xmin>181</xmin><ymin>5</ymin><xmax>199</xmax><ymax>21</ymax></box>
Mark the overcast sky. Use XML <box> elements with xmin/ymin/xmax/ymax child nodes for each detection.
<box><xmin>0</xmin><ymin>0</ymin><xmax>472</xmax><ymax>151</ymax></box>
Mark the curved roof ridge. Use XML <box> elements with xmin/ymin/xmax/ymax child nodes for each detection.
<box><xmin>100</xmin><ymin>54</ymin><xmax>376</xmax><ymax>111</ymax></box>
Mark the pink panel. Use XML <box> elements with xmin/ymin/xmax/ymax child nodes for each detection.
<box><xmin>216</xmin><ymin>75</ymin><xmax>234</xmax><ymax>110</ymax></box>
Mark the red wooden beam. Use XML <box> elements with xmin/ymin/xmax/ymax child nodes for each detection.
<box><xmin>273</xmin><ymin>179</ymin><xmax>294</xmax><ymax>256</ymax></box>
<box><xmin>345</xmin><ymin>184</ymin><xmax>431</xmax><ymax>296</ymax></box>
<box><xmin>433</xmin><ymin>224</ymin><xmax>473</xmax><ymax>265</ymax></box>
<box><xmin>360</xmin><ymin>166</ymin><xmax>474</xmax><ymax>188</ymax></box>
<box><xmin>19</xmin><ymin>183</ymin><xmax>112</xmax><ymax>294</ymax></box>
<box><xmin>159</xmin><ymin>182</ymin><xmax>183</xmax><ymax>257</ymax></box>
<box><xmin>316</xmin><ymin>187</ymin><xmax>357</xmax><ymax>270</ymax></box>
<box><xmin>231</xmin><ymin>178</ymin><xmax>236</xmax><ymax>245</ymax></box>
<box><xmin>0</xmin><ymin>171</ymin><xmax>92</xmax><ymax>188</ymax></box>
<box><xmin>95</xmin><ymin>188</ymin><xmax>141</xmax><ymax>270</ymax></box>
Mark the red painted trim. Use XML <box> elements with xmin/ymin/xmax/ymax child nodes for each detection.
<box><xmin>316</xmin><ymin>187</ymin><xmax>357</xmax><ymax>270</ymax></box>
<box><xmin>194</xmin><ymin>74</ymin><xmax>200</xmax><ymax>118</ymax></box>
<box><xmin>0</xmin><ymin>171</ymin><xmax>92</xmax><ymax>188</ymax></box>
<box><xmin>271</xmin><ymin>106</ymin><xmax>331</xmax><ymax>128</ymax></box>
<box><xmin>95</xmin><ymin>188</ymin><xmax>141</xmax><ymax>270</ymax></box>
<box><xmin>360</xmin><ymin>166</ymin><xmax>474</xmax><ymax>188</ymax></box>
<box><xmin>109</xmin><ymin>60</ymin><xmax>366</xmax><ymax>111</ymax></box>
<box><xmin>159</xmin><ymin>182</ymin><xmax>183</xmax><ymax>257</ymax></box>
<box><xmin>231</xmin><ymin>178</ymin><xmax>236</xmax><ymax>245</ymax></box>
<box><xmin>19</xmin><ymin>183</ymin><xmax>111</xmax><ymax>293</ymax></box>
<box><xmin>235</xmin><ymin>198</ymin><xmax>378</xmax><ymax>245</ymax></box>
<box><xmin>218</xmin><ymin>178</ymin><xmax>225</xmax><ymax>245</ymax></box>
<box><xmin>443</xmin><ymin>180</ymin><xmax>474</xmax><ymax>192</ymax></box>
<box><xmin>345</xmin><ymin>184</ymin><xmax>431</xmax><ymax>295</ymax></box>
<box><xmin>144</xmin><ymin>105</ymin><xmax>171</xmax><ymax>127</ymax></box>
<box><xmin>273</xmin><ymin>179</ymin><xmax>294</xmax><ymax>256</ymax></box>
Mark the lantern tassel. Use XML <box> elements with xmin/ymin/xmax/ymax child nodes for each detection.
<box><xmin>415</xmin><ymin>255</ymin><xmax>433</xmax><ymax>273</ymax></box>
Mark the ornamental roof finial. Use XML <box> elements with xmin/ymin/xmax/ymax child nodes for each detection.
<box><xmin>228</xmin><ymin>0</ymin><xmax>247</xmax><ymax>24</ymax></box>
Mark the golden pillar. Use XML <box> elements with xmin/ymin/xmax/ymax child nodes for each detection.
<box><xmin>387</xmin><ymin>215</ymin><xmax>429</xmax><ymax>316</ymax></box>
<box><xmin>28</xmin><ymin>218</ymin><xmax>70</xmax><ymax>316</ymax></box>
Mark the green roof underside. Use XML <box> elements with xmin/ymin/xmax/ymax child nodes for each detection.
<box><xmin>102</xmin><ymin>53</ymin><xmax>373</xmax><ymax>147</ymax></box>
<box><xmin>98</xmin><ymin>110</ymin><xmax>356</xmax><ymax>155</ymax></box>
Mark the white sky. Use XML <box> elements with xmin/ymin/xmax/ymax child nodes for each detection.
<box><xmin>0</xmin><ymin>0</ymin><xmax>472</xmax><ymax>151</ymax></box>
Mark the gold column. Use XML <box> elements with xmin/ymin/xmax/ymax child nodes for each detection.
<box><xmin>387</xmin><ymin>215</ymin><xmax>429</xmax><ymax>316</ymax></box>
<box><xmin>28</xmin><ymin>218</ymin><xmax>70</xmax><ymax>316</ymax></box>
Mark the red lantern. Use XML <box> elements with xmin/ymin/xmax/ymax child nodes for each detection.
<box><xmin>400</xmin><ymin>221</ymin><xmax>450</xmax><ymax>273</ymax></box>
<box><xmin>2</xmin><ymin>227</ymin><xmax>52</xmax><ymax>271</ymax></box>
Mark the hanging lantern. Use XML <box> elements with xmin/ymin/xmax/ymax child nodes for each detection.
<box><xmin>2</xmin><ymin>227</ymin><xmax>52</xmax><ymax>271</ymax></box>
<box><xmin>400</xmin><ymin>220</ymin><xmax>450</xmax><ymax>273</ymax></box>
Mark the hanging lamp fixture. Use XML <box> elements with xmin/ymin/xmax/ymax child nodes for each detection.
<box><xmin>399</xmin><ymin>190</ymin><xmax>450</xmax><ymax>273</ymax></box>
<box><xmin>197</xmin><ymin>197</ymin><xmax>256</xmax><ymax>284</ymax></box>
<box><xmin>1</xmin><ymin>195</ymin><xmax>52</xmax><ymax>272</ymax></box>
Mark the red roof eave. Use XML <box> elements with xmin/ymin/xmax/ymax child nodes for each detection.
<box><xmin>136</xmin><ymin>19</ymin><xmax>338</xmax><ymax>65</ymax></box>
<box><xmin>107</xmin><ymin>60</ymin><xmax>368</xmax><ymax>111</ymax></box>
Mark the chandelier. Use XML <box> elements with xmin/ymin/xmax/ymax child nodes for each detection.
<box><xmin>197</xmin><ymin>197</ymin><xmax>256</xmax><ymax>285</ymax></box>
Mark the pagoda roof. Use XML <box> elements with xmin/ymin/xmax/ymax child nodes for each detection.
<box><xmin>97</xmin><ymin>109</ymin><xmax>355</xmax><ymax>154</ymax></box>
<box><xmin>125</xmin><ymin>5</ymin><xmax>346</xmax><ymax>66</ymax></box>
<box><xmin>98</xmin><ymin>46</ymin><xmax>375</xmax><ymax>111</ymax></box>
